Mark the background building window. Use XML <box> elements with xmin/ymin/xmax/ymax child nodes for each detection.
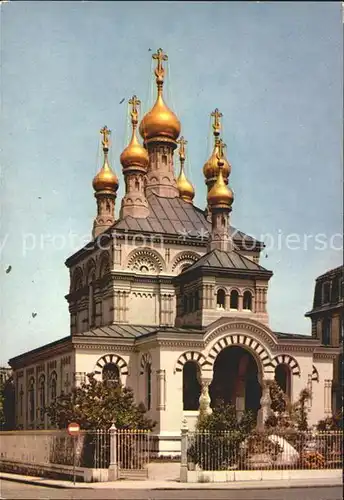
<box><xmin>243</xmin><ymin>291</ymin><xmax>252</xmax><ymax>310</ymax></box>
<box><xmin>28</xmin><ymin>377</ymin><xmax>35</xmax><ymax>423</ymax></box>
<box><xmin>322</xmin><ymin>282</ymin><xmax>330</xmax><ymax>304</ymax></box>
<box><xmin>183</xmin><ymin>295</ymin><xmax>188</xmax><ymax>314</ymax></box>
<box><xmin>230</xmin><ymin>290</ymin><xmax>239</xmax><ymax>309</ymax></box>
<box><xmin>49</xmin><ymin>371</ymin><xmax>57</xmax><ymax>402</ymax></box>
<box><xmin>183</xmin><ymin>361</ymin><xmax>201</xmax><ymax>411</ymax></box>
<box><xmin>194</xmin><ymin>290</ymin><xmax>200</xmax><ymax>311</ymax></box>
<box><xmin>322</xmin><ymin>317</ymin><xmax>332</xmax><ymax>346</ymax></box>
<box><xmin>330</xmin><ymin>276</ymin><xmax>339</xmax><ymax>303</ymax></box>
<box><xmin>216</xmin><ymin>289</ymin><xmax>225</xmax><ymax>309</ymax></box>
<box><xmin>39</xmin><ymin>374</ymin><xmax>45</xmax><ymax>422</ymax></box>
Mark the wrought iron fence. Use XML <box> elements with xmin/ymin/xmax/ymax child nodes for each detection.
<box><xmin>186</xmin><ymin>430</ymin><xmax>343</xmax><ymax>471</ymax></box>
<box><xmin>0</xmin><ymin>428</ymin><xmax>150</xmax><ymax>474</ymax></box>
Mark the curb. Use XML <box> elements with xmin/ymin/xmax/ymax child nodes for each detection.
<box><xmin>1</xmin><ymin>474</ymin><xmax>342</xmax><ymax>491</ymax></box>
<box><xmin>0</xmin><ymin>476</ymin><xmax>77</xmax><ymax>489</ymax></box>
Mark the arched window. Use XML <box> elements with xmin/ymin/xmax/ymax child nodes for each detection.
<box><xmin>322</xmin><ymin>318</ymin><xmax>331</xmax><ymax>346</ymax></box>
<box><xmin>230</xmin><ymin>290</ymin><xmax>239</xmax><ymax>309</ymax></box>
<box><xmin>183</xmin><ymin>361</ymin><xmax>201</xmax><ymax>411</ymax></box>
<box><xmin>39</xmin><ymin>375</ymin><xmax>45</xmax><ymax>422</ymax></box>
<box><xmin>102</xmin><ymin>363</ymin><xmax>120</xmax><ymax>386</ymax></box>
<box><xmin>49</xmin><ymin>372</ymin><xmax>57</xmax><ymax>402</ymax></box>
<box><xmin>28</xmin><ymin>377</ymin><xmax>35</xmax><ymax>423</ymax></box>
<box><xmin>275</xmin><ymin>364</ymin><xmax>291</xmax><ymax>398</ymax></box>
<box><xmin>243</xmin><ymin>291</ymin><xmax>252</xmax><ymax>311</ymax></box>
<box><xmin>145</xmin><ymin>364</ymin><xmax>152</xmax><ymax>411</ymax></box>
<box><xmin>216</xmin><ymin>289</ymin><xmax>226</xmax><ymax>310</ymax></box>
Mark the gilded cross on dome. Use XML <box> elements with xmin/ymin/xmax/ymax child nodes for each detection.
<box><xmin>211</xmin><ymin>108</ymin><xmax>223</xmax><ymax>137</ymax></box>
<box><xmin>153</xmin><ymin>48</ymin><xmax>168</xmax><ymax>83</ymax></box>
<box><xmin>177</xmin><ymin>136</ymin><xmax>188</xmax><ymax>162</ymax></box>
<box><xmin>216</xmin><ymin>139</ymin><xmax>226</xmax><ymax>163</ymax></box>
<box><xmin>129</xmin><ymin>95</ymin><xmax>141</xmax><ymax>125</ymax></box>
<box><xmin>100</xmin><ymin>126</ymin><xmax>111</xmax><ymax>149</ymax></box>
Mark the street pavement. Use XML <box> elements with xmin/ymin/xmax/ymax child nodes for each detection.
<box><xmin>1</xmin><ymin>480</ymin><xmax>343</xmax><ymax>500</ymax></box>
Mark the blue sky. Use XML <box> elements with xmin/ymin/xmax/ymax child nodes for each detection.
<box><xmin>1</xmin><ymin>1</ymin><xmax>342</xmax><ymax>364</ymax></box>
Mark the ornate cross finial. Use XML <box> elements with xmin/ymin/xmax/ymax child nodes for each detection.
<box><xmin>128</xmin><ymin>95</ymin><xmax>141</xmax><ymax>125</ymax></box>
<box><xmin>100</xmin><ymin>126</ymin><xmax>111</xmax><ymax>149</ymax></box>
<box><xmin>211</xmin><ymin>108</ymin><xmax>223</xmax><ymax>137</ymax></box>
<box><xmin>177</xmin><ymin>136</ymin><xmax>188</xmax><ymax>162</ymax></box>
<box><xmin>153</xmin><ymin>48</ymin><xmax>168</xmax><ymax>84</ymax></box>
<box><xmin>216</xmin><ymin>139</ymin><xmax>226</xmax><ymax>165</ymax></box>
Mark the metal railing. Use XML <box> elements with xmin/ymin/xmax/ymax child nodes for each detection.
<box><xmin>0</xmin><ymin>428</ymin><xmax>150</xmax><ymax>475</ymax></box>
<box><xmin>185</xmin><ymin>430</ymin><xmax>343</xmax><ymax>472</ymax></box>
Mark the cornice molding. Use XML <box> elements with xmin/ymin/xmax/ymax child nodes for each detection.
<box><xmin>73</xmin><ymin>343</ymin><xmax>134</xmax><ymax>353</ymax></box>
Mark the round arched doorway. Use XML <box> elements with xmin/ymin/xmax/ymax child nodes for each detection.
<box><xmin>209</xmin><ymin>346</ymin><xmax>262</xmax><ymax>422</ymax></box>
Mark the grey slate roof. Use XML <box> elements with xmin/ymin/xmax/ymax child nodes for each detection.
<box><xmin>75</xmin><ymin>324</ymin><xmax>203</xmax><ymax>339</ymax></box>
<box><xmin>182</xmin><ymin>249</ymin><xmax>270</xmax><ymax>273</ymax></box>
<box><xmin>114</xmin><ymin>193</ymin><xmax>261</xmax><ymax>248</ymax></box>
<box><xmin>76</xmin><ymin>325</ymin><xmax>157</xmax><ymax>339</ymax></box>
<box><xmin>274</xmin><ymin>331</ymin><xmax>314</xmax><ymax>340</ymax></box>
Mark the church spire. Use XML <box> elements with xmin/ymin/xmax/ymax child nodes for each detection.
<box><xmin>120</xmin><ymin>96</ymin><xmax>149</xmax><ymax>218</ymax></box>
<box><xmin>203</xmin><ymin>108</ymin><xmax>231</xmax><ymax>216</ymax></box>
<box><xmin>207</xmin><ymin>139</ymin><xmax>234</xmax><ymax>252</ymax></box>
<box><xmin>176</xmin><ymin>137</ymin><xmax>195</xmax><ymax>204</ymax></box>
<box><xmin>92</xmin><ymin>126</ymin><xmax>119</xmax><ymax>238</ymax></box>
<box><xmin>139</xmin><ymin>48</ymin><xmax>181</xmax><ymax>198</ymax></box>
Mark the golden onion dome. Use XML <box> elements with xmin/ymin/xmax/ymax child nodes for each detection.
<box><xmin>93</xmin><ymin>126</ymin><xmax>119</xmax><ymax>193</ymax></box>
<box><xmin>203</xmin><ymin>142</ymin><xmax>231</xmax><ymax>181</ymax></box>
<box><xmin>177</xmin><ymin>168</ymin><xmax>195</xmax><ymax>204</ymax></box>
<box><xmin>139</xmin><ymin>93</ymin><xmax>181</xmax><ymax>143</ymax></box>
<box><xmin>139</xmin><ymin>48</ymin><xmax>181</xmax><ymax>144</ymax></box>
<box><xmin>92</xmin><ymin>159</ymin><xmax>119</xmax><ymax>192</ymax></box>
<box><xmin>176</xmin><ymin>136</ymin><xmax>194</xmax><ymax>203</ymax></box>
<box><xmin>207</xmin><ymin>164</ymin><xmax>234</xmax><ymax>209</ymax></box>
<box><xmin>120</xmin><ymin>132</ymin><xmax>149</xmax><ymax>170</ymax></box>
<box><xmin>120</xmin><ymin>96</ymin><xmax>149</xmax><ymax>170</ymax></box>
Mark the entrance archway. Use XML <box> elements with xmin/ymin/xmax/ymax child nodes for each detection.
<box><xmin>209</xmin><ymin>346</ymin><xmax>262</xmax><ymax>421</ymax></box>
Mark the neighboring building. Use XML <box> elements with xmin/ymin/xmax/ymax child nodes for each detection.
<box><xmin>305</xmin><ymin>265</ymin><xmax>344</xmax><ymax>413</ymax></box>
<box><xmin>8</xmin><ymin>50</ymin><xmax>340</xmax><ymax>452</ymax></box>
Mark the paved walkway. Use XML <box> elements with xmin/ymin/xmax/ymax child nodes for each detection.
<box><xmin>0</xmin><ymin>472</ymin><xmax>342</xmax><ymax>490</ymax></box>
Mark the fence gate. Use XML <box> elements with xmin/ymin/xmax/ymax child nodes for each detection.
<box><xmin>117</xmin><ymin>429</ymin><xmax>150</xmax><ymax>479</ymax></box>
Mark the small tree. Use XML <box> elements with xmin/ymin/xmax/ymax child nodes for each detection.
<box><xmin>187</xmin><ymin>401</ymin><xmax>255</xmax><ymax>470</ymax></box>
<box><xmin>0</xmin><ymin>376</ymin><xmax>15</xmax><ymax>430</ymax></box>
<box><xmin>45</xmin><ymin>372</ymin><xmax>155</xmax><ymax>430</ymax></box>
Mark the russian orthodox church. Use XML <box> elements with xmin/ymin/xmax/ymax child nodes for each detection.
<box><xmin>9</xmin><ymin>49</ymin><xmax>341</xmax><ymax>453</ymax></box>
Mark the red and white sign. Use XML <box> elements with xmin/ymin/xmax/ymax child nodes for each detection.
<box><xmin>67</xmin><ymin>422</ymin><xmax>80</xmax><ymax>436</ymax></box>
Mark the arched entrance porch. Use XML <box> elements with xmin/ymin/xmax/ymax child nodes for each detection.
<box><xmin>209</xmin><ymin>346</ymin><xmax>262</xmax><ymax>422</ymax></box>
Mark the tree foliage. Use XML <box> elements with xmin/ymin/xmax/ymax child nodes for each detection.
<box><xmin>0</xmin><ymin>376</ymin><xmax>15</xmax><ymax>430</ymax></box>
<box><xmin>265</xmin><ymin>380</ymin><xmax>311</xmax><ymax>432</ymax></box>
<box><xmin>317</xmin><ymin>408</ymin><xmax>343</xmax><ymax>431</ymax></box>
<box><xmin>45</xmin><ymin>372</ymin><xmax>155</xmax><ymax>430</ymax></box>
